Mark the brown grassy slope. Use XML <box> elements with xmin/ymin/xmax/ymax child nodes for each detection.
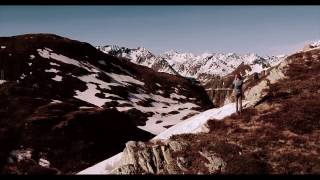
<box><xmin>169</xmin><ymin>48</ymin><xmax>320</xmax><ymax>174</ymax></box>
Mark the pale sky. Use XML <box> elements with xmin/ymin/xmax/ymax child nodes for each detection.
<box><xmin>0</xmin><ymin>6</ymin><xmax>319</xmax><ymax>56</ymax></box>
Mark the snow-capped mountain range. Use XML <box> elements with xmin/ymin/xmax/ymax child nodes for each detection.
<box><xmin>98</xmin><ymin>45</ymin><xmax>178</xmax><ymax>75</ymax></box>
<box><xmin>97</xmin><ymin>45</ymin><xmax>287</xmax><ymax>82</ymax></box>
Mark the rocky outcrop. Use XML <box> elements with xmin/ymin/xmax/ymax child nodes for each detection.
<box><xmin>244</xmin><ymin>59</ymin><xmax>288</xmax><ymax>105</ymax></box>
<box><xmin>110</xmin><ymin>140</ymin><xmax>230</xmax><ymax>174</ymax></box>
<box><xmin>203</xmin><ymin>59</ymin><xmax>288</xmax><ymax>107</ymax></box>
<box><xmin>109</xmin><ymin>134</ymin><xmax>271</xmax><ymax>175</ymax></box>
<box><xmin>110</xmin><ymin>141</ymin><xmax>184</xmax><ymax>174</ymax></box>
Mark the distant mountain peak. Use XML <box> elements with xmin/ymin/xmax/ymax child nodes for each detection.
<box><xmin>98</xmin><ymin>45</ymin><xmax>287</xmax><ymax>82</ymax></box>
<box><xmin>310</xmin><ymin>40</ymin><xmax>320</xmax><ymax>48</ymax></box>
<box><xmin>302</xmin><ymin>40</ymin><xmax>320</xmax><ymax>52</ymax></box>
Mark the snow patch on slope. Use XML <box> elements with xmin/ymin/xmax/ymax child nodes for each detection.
<box><xmin>38</xmin><ymin>158</ymin><xmax>50</xmax><ymax>168</ymax></box>
<box><xmin>45</xmin><ymin>68</ymin><xmax>59</xmax><ymax>73</ymax></box>
<box><xmin>170</xmin><ymin>93</ymin><xmax>186</xmax><ymax>100</ymax></box>
<box><xmin>51</xmin><ymin>100</ymin><xmax>62</xmax><ymax>104</ymax></box>
<box><xmin>52</xmin><ymin>75</ymin><xmax>62</xmax><ymax>82</ymax></box>
<box><xmin>106</xmin><ymin>73</ymin><xmax>144</xmax><ymax>86</ymax></box>
<box><xmin>29</xmin><ymin>55</ymin><xmax>35</xmax><ymax>60</ymax></box>
<box><xmin>154</xmin><ymin>101</ymin><xmax>250</xmax><ymax>140</ymax></box>
<box><xmin>20</xmin><ymin>73</ymin><xmax>26</xmax><ymax>79</ymax></box>
<box><xmin>74</xmin><ymin>83</ymin><xmax>112</xmax><ymax>107</ymax></box>
<box><xmin>37</xmin><ymin>48</ymin><xmax>146</xmax><ymax>107</ymax></box>
<box><xmin>0</xmin><ymin>80</ymin><xmax>7</xmax><ymax>84</ymax></box>
<box><xmin>50</xmin><ymin>62</ymin><xmax>60</xmax><ymax>66</ymax></box>
<box><xmin>116</xmin><ymin>91</ymin><xmax>199</xmax><ymax>135</ymax></box>
<box><xmin>38</xmin><ymin>48</ymin><xmax>95</xmax><ymax>72</ymax></box>
<box><xmin>77</xmin><ymin>74</ymin><xmax>118</xmax><ymax>91</ymax></box>
<box><xmin>78</xmin><ymin>101</ymin><xmax>251</xmax><ymax>174</ymax></box>
<box><xmin>136</xmin><ymin>102</ymin><xmax>199</xmax><ymax>135</ymax></box>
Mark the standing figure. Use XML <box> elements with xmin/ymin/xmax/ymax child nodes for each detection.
<box><xmin>233</xmin><ymin>73</ymin><xmax>243</xmax><ymax>115</ymax></box>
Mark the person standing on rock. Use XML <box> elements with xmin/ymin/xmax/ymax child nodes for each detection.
<box><xmin>232</xmin><ymin>73</ymin><xmax>243</xmax><ymax>115</ymax></box>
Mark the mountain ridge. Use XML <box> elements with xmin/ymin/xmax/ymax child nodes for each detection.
<box><xmin>97</xmin><ymin>45</ymin><xmax>286</xmax><ymax>83</ymax></box>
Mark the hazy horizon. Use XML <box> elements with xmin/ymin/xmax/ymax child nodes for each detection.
<box><xmin>0</xmin><ymin>6</ymin><xmax>319</xmax><ymax>56</ymax></box>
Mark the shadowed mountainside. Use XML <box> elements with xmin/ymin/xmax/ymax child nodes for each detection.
<box><xmin>0</xmin><ymin>34</ymin><xmax>213</xmax><ymax>174</ymax></box>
